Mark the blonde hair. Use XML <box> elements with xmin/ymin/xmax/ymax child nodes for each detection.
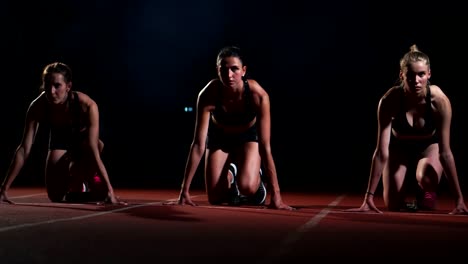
<box><xmin>399</xmin><ymin>44</ymin><xmax>430</xmax><ymax>71</ymax></box>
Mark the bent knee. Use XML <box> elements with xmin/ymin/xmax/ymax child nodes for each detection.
<box><xmin>416</xmin><ymin>166</ymin><xmax>442</xmax><ymax>190</ymax></box>
<box><xmin>46</xmin><ymin>185</ymin><xmax>68</xmax><ymax>202</ymax></box>
<box><xmin>98</xmin><ymin>140</ymin><xmax>104</xmax><ymax>152</ymax></box>
<box><xmin>237</xmin><ymin>176</ymin><xmax>260</xmax><ymax>196</ymax></box>
<box><xmin>238</xmin><ymin>184</ymin><xmax>258</xmax><ymax>196</ymax></box>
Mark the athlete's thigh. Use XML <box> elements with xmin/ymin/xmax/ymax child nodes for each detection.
<box><xmin>235</xmin><ymin>142</ymin><xmax>261</xmax><ymax>192</ymax></box>
<box><xmin>69</xmin><ymin>138</ymin><xmax>102</xmax><ymax>181</ymax></box>
<box><xmin>45</xmin><ymin>149</ymin><xmax>70</xmax><ymax>176</ymax></box>
<box><xmin>205</xmin><ymin>148</ymin><xmax>230</xmax><ymax>191</ymax></box>
<box><xmin>416</xmin><ymin>143</ymin><xmax>443</xmax><ymax>185</ymax></box>
<box><xmin>45</xmin><ymin>149</ymin><xmax>70</xmax><ymax>201</ymax></box>
<box><xmin>383</xmin><ymin>149</ymin><xmax>409</xmax><ymax>205</ymax></box>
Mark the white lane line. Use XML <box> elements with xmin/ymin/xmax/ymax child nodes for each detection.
<box><xmin>11</xmin><ymin>193</ymin><xmax>46</xmax><ymax>199</ymax></box>
<box><xmin>0</xmin><ymin>195</ymin><xmax>202</xmax><ymax>233</ymax></box>
<box><xmin>0</xmin><ymin>202</ymin><xmax>161</xmax><ymax>233</ymax></box>
<box><xmin>261</xmin><ymin>194</ymin><xmax>346</xmax><ymax>263</ymax></box>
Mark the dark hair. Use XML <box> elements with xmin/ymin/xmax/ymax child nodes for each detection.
<box><xmin>216</xmin><ymin>46</ymin><xmax>246</xmax><ymax>67</ymax></box>
<box><xmin>40</xmin><ymin>62</ymin><xmax>73</xmax><ymax>91</ymax></box>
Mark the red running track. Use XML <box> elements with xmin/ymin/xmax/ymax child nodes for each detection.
<box><xmin>1</xmin><ymin>187</ymin><xmax>468</xmax><ymax>263</ymax></box>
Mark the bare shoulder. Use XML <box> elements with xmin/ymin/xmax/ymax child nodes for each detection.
<box><xmin>381</xmin><ymin>86</ymin><xmax>400</xmax><ymax>102</ymax></box>
<box><xmin>247</xmin><ymin>79</ymin><xmax>268</xmax><ymax>97</ymax></box>
<box><xmin>199</xmin><ymin>79</ymin><xmax>220</xmax><ymax>97</ymax></box>
<box><xmin>27</xmin><ymin>92</ymin><xmax>47</xmax><ymax>118</ymax></box>
<box><xmin>429</xmin><ymin>85</ymin><xmax>448</xmax><ymax>99</ymax></box>
<box><xmin>197</xmin><ymin>79</ymin><xmax>220</xmax><ymax>110</ymax></box>
<box><xmin>246</xmin><ymin>79</ymin><xmax>269</xmax><ymax>109</ymax></box>
<box><xmin>75</xmin><ymin>91</ymin><xmax>96</xmax><ymax>107</ymax></box>
<box><xmin>429</xmin><ymin>85</ymin><xmax>451</xmax><ymax>109</ymax></box>
<box><xmin>29</xmin><ymin>92</ymin><xmax>47</xmax><ymax>108</ymax></box>
<box><xmin>378</xmin><ymin>86</ymin><xmax>401</xmax><ymax>115</ymax></box>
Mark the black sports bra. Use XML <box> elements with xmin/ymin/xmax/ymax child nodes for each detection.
<box><xmin>211</xmin><ymin>79</ymin><xmax>256</xmax><ymax>126</ymax></box>
<box><xmin>44</xmin><ymin>91</ymin><xmax>82</xmax><ymax>134</ymax></box>
<box><xmin>391</xmin><ymin>86</ymin><xmax>436</xmax><ymax>138</ymax></box>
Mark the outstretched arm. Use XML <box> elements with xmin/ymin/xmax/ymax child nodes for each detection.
<box><xmin>86</xmin><ymin>99</ymin><xmax>123</xmax><ymax>205</ymax></box>
<box><xmin>252</xmin><ymin>81</ymin><xmax>292</xmax><ymax>210</ymax></box>
<box><xmin>0</xmin><ymin>101</ymin><xmax>40</xmax><ymax>204</ymax></box>
<box><xmin>177</xmin><ymin>84</ymin><xmax>212</xmax><ymax>206</ymax></box>
<box><xmin>345</xmin><ymin>94</ymin><xmax>393</xmax><ymax>213</ymax></box>
<box><xmin>434</xmin><ymin>88</ymin><xmax>468</xmax><ymax>215</ymax></box>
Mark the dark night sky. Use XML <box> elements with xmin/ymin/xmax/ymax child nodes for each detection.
<box><xmin>1</xmin><ymin>1</ymin><xmax>467</xmax><ymax>194</ymax></box>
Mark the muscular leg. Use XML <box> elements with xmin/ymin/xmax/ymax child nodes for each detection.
<box><xmin>415</xmin><ymin>143</ymin><xmax>443</xmax><ymax>209</ymax></box>
<box><xmin>45</xmin><ymin>150</ymin><xmax>70</xmax><ymax>202</ymax></box>
<box><xmin>235</xmin><ymin>142</ymin><xmax>262</xmax><ymax>196</ymax></box>
<box><xmin>383</xmin><ymin>152</ymin><xmax>409</xmax><ymax>211</ymax></box>
<box><xmin>416</xmin><ymin>143</ymin><xmax>443</xmax><ymax>191</ymax></box>
<box><xmin>69</xmin><ymin>139</ymin><xmax>107</xmax><ymax>199</ymax></box>
<box><xmin>205</xmin><ymin>148</ymin><xmax>231</xmax><ymax>205</ymax></box>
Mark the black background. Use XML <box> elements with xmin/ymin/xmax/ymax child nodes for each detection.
<box><xmin>1</xmin><ymin>1</ymin><xmax>466</xmax><ymax>195</ymax></box>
